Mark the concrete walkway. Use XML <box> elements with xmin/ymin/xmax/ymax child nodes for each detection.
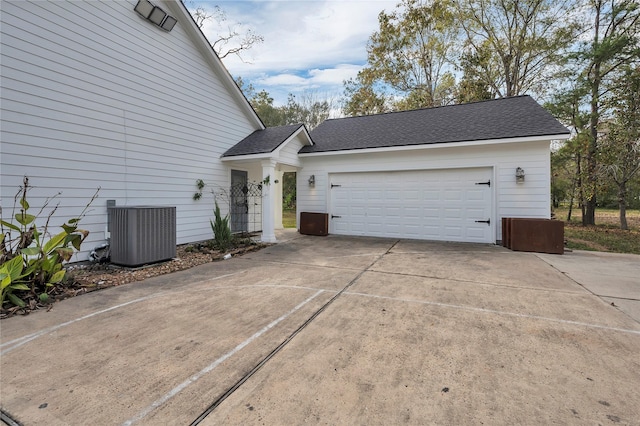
<box><xmin>537</xmin><ymin>250</ymin><xmax>640</xmax><ymax>323</ymax></box>
<box><xmin>1</xmin><ymin>231</ymin><xmax>639</xmax><ymax>425</ymax></box>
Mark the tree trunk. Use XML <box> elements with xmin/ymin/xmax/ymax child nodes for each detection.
<box><xmin>585</xmin><ymin>65</ymin><xmax>600</xmax><ymax>226</ymax></box>
<box><xmin>575</xmin><ymin>152</ymin><xmax>584</xmax><ymax>223</ymax></box>
<box><xmin>618</xmin><ymin>181</ymin><xmax>628</xmax><ymax>230</ymax></box>
<box><xmin>567</xmin><ymin>194</ymin><xmax>574</xmax><ymax>222</ymax></box>
<box><xmin>584</xmin><ymin>0</ymin><xmax>602</xmax><ymax>227</ymax></box>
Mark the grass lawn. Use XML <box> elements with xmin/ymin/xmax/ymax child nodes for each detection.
<box><xmin>283</xmin><ymin>209</ymin><xmax>296</xmax><ymax>228</ymax></box>
<box><xmin>553</xmin><ymin>207</ymin><xmax>640</xmax><ymax>255</ymax></box>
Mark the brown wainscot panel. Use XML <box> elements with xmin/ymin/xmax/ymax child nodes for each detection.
<box><xmin>501</xmin><ymin>218</ymin><xmax>564</xmax><ymax>254</ymax></box>
<box><xmin>299</xmin><ymin>212</ymin><xmax>329</xmax><ymax>236</ymax></box>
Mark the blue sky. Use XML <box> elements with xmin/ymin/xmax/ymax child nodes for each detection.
<box><xmin>190</xmin><ymin>0</ymin><xmax>398</xmax><ymax>106</ymax></box>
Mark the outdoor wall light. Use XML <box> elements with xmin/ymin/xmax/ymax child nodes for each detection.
<box><xmin>516</xmin><ymin>167</ymin><xmax>525</xmax><ymax>183</ymax></box>
<box><xmin>308</xmin><ymin>175</ymin><xmax>315</xmax><ymax>186</ymax></box>
<box><xmin>134</xmin><ymin>0</ymin><xmax>177</xmax><ymax>32</ymax></box>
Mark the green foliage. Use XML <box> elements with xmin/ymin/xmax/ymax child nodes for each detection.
<box><xmin>210</xmin><ymin>202</ymin><xmax>232</xmax><ymax>251</ymax></box>
<box><xmin>599</xmin><ymin>65</ymin><xmax>640</xmax><ymax>229</ymax></box>
<box><xmin>343</xmin><ymin>0</ymin><xmax>584</xmax><ymax>111</ymax></box>
<box><xmin>193</xmin><ymin>179</ymin><xmax>206</xmax><ymax>200</ymax></box>
<box><xmin>282</xmin><ymin>172</ymin><xmax>297</xmax><ymax>210</ymax></box>
<box><xmin>456</xmin><ymin>0</ymin><xmax>581</xmax><ymax>98</ymax></box>
<box><xmin>283</xmin><ymin>93</ymin><xmax>333</xmax><ymax>130</ymax></box>
<box><xmin>1</xmin><ymin>177</ymin><xmax>97</xmax><ymax>309</ymax></box>
<box><xmin>455</xmin><ymin>46</ymin><xmax>496</xmax><ymax>103</ymax></box>
<box><xmin>236</xmin><ymin>77</ymin><xmax>335</xmax><ymax>130</ymax></box>
<box><xmin>575</xmin><ymin>0</ymin><xmax>640</xmax><ymax>225</ymax></box>
<box><xmin>349</xmin><ymin>0</ymin><xmax>459</xmax><ymax>112</ymax></box>
<box><xmin>0</xmin><ymin>256</ymin><xmax>30</xmax><ymax>308</ymax></box>
<box><xmin>342</xmin><ymin>70</ymin><xmax>390</xmax><ymax>116</ymax></box>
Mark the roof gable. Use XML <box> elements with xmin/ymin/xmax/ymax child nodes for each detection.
<box><xmin>302</xmin><ymin>96</ymin><xmax>569</xmax><ymax>154</ymax></box>
<box><xmin>222</xmin><ymin>124</ymin><xmax>312</xmax><ymax>157</ymax></box>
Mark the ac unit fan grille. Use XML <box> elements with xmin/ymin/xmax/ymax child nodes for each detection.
<box><xmin>109</xmin><ymin>206</ymin><xmax>176</xmax><ymax>267</ymax></box>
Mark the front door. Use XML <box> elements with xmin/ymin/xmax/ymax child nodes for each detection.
<box><xmin>230</xmin><ymin>170</ymin><xmax>248</xmax><ymax>233</ymax></box>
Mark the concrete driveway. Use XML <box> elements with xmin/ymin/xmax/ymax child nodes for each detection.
<box><xmin>1</xmin><ymin>231</ymin><xmax>639</xmax><ymax>425</ymax></box>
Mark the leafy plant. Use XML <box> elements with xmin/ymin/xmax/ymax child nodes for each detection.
<box><xmin>0</xmin><ymin>256</ymin><xmax>30</xmax><ymax>308</ymax></box>
<box><xmin>210</xmin><ymin>201</ymin><xmax>232</xmax><ymax>251</ymax></box>
<box><xmin>193</xmin><ymin>179</ymin><xmax>206</xmax><ymax>200</ymax></box>
<box><xmin>0</xmin><ymin>177</ymin><xmax>98</xmax><ymax>309</ymax></box>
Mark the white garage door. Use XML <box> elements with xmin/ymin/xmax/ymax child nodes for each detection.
<box><xmin>329</xmin><ymin>168</ymin><xmax>493</xmax><ymax>243</ymax></box>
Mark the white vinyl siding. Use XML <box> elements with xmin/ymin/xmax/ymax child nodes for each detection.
<box><xmin>275</xmin><ymin>135</ymin><xmax>307</xmax><ymax>169</ymax></box>
<box><xmin>298</xmin><ymin>140</ymin><xmax>551</xmax><ymax>243</ymax></box>
<box><xmin>0</xmin><ymin>0</ymin><xmax>260</xmax><ymax>260</ymax></box>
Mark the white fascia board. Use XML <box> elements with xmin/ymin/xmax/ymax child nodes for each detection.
<box><xmin>164</xmin><ymin>0</ymin><xmax>264</xmax><ymax>130</ymax></box>
<box><xmin>272</xmin><ymin>126</ymin><xmax>313</xmax><ymax>155</ymax></box>
<box><xmin>221</xmin><ymin>152</ymin><xmax>300</xmax><ymax>169</ymax></box>
<box><xmin>299</xmin><ymin>125</ymin><xmax>315</xmax><ymax>146</ymax></box>
<box><xmin>298</xmin><ymin>133</ymin><xmax>571</xmax><ymax>157</ymax></box>
<box><xmin>221</xmin><ymin>153</ymin><xmax>271</xmax><ymax>162</ymax></box>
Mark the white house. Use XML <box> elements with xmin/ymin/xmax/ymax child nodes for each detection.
<box><xmin>1</xmin><ymin>0</ymin><xmax>570</xmax><ymax>262</ymax></box>
<box><xmin>1</xmin><ymin>0</ymin><xmax>272</xmax><ymax>260</ymax></box>
<box><xmin>300</xmin><ymin>98</ymin><xmax>571</xmax><ymax>243</ymax></box>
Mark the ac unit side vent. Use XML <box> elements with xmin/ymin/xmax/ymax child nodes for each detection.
<box><xmin>109</xmin><ymin>206</ymin><xmax>176</xmax><ymax>267</ymax></box>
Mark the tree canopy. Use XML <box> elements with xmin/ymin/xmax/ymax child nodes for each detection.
<box><xmin>236</xmin><ymin>78</ymin><xmax>336</xmax><ymax>130</ymax></box>
<box><xmin>339</xmin><ymin>0</ymin><xmax>639</xmax><ymax>228</ymax></box>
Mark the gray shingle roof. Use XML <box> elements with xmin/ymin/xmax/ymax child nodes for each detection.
<box><xmin>223</xmin><ymin>124</ymin><xmax>305</xmax><ymax>157</ymax></box>
<box><xmin>301</xmin><ymin>95</ymin><xmax>569</xmax><ymax>154</ymax></box>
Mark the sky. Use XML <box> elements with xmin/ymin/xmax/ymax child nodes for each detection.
<box><xmin>191</xmin><ymin>0</ymin><xmax>399</xmax><ymax>106</ymax></box>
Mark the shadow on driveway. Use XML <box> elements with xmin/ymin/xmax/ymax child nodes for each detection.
<box><xmin>2</xmin><ymin>232</ymin><xmax>639</xmax><ymax>425</ymax></box>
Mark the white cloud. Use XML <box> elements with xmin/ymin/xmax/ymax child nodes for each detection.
<box><xmin>256</xmin><ymin>64</ymin><xmax>362</xmax><ymax>87</ymax></box>
<box><xmin>308</xmin><ymin>65</ymin><xmax>363</xmax><ymax>84</ymax></box>
<box><xmin>257</xmin><ymin>73</ymin><xmax>309</xmax><ymax>87</ymax></box>
<box><xmin>191</xmin><ymin>0</ymin><xmax>397</xmax><ymax>104</ymax></box>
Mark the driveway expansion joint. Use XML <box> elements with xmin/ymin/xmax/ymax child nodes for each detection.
<box><xmin>189</xmin><ymin>240</ymin><xmax>398</xmax><ymax>425</ymax></box>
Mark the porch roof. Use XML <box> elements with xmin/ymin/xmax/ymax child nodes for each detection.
<box><xmin>223</xmin><ymin>124</ymin><xmax>312</xmax><ymax>158</ymax></box>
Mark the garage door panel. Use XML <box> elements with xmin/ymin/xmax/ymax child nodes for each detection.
<box><xmin>444</xmin><ymin>226</ymin><xmax>463</xmax><ymax>238</ymax></box>
<box><xmin>330</xmin><ymin>168</ymin><xmax>493</xmax><ymax>243</ymax></box>
<box><xmin>466</xmin><ymin>208</ymin><xmax>486</xmax><ymax>219</ymax></box>
<box><xmin>385</xmin><ymin>223</ymin><xmax>401</xmax><ymax>233</ymax></box>
<box><xmin>404</xmin><ymin>207</ymin><xmax>420</xmax><ymax>218</ymax></box>
<box><xmin>466</xmin><ymin>188</ymin><xmax>487</xmax><ymax>200</ymax></box>
<box><xmin>444</xmin><ymin>189</ymin><xmax>463</xmax><ymax>201</ymax></box>
<box><xmin>467</xmin><ymin>227</ymin><xmax>487</xmax><ymax>239</ymax></box>
<box><xmin>424</xmin><ymin>190</ymin><xmax>440</xmax><ymax>201</ymax></box>
<box><xmin>444</xmin><ymin>208</ymin><xmax>463</xmax><ymax>218</ymax></box>
<box><xmin>366</xmin><ymin>189</ymin><xmax>383</xmax><ymax>200</ymax></box>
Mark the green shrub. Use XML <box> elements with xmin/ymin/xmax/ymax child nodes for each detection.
<box><xmin>1</xmin><ymin>177</ymin><xmax>97</xmax><ymax>309</ymax></box>
<box><xmin>210</xmin><ymin>202</ymin><xmax>232</xmax><ymax>251</ymax></box>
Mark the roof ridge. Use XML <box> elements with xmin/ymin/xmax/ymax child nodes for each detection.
<box><xmin>325</xmin><ymin>95</ymin><xmax>533</xmax><ymax>123</ymax></box>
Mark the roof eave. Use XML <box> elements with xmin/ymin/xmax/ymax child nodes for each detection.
<box><xmin>221</xmin><ymin>152</ymin><xmax>272</xmax><ymax>161</ymax></box>
<box><xmin>298</xmin><ymin>133</ymin><xmax>571</xmax><ymax>157</ymax></box>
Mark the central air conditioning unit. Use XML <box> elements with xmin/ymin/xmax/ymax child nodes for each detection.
<box><xmin>109</xmin><ymin>206</ymin><xmax>176</xmax><ymax>267</ymax></box>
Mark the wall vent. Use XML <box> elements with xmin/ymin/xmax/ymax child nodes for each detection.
<box><xmin>109</xmin><ymin>206</ymin><xmax>176</xmax><ymax>266</ymax></box>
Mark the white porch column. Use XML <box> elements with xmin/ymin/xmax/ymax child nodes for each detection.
<box><xmin>261</xmin><ymin>159</ymin><xmax>277</xmax><ymax>243</ymax></box>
